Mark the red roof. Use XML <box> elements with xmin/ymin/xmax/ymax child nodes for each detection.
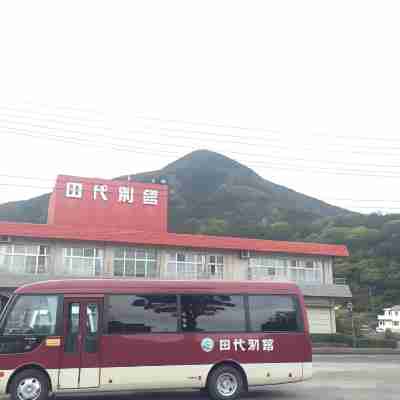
<box><xmin>16</xmin><ymin>279</ymin><xmax>302</xmax><ymax>295</ymax></box>
<box><xmin>0</xmin><ymin>222</ymin><xmax>349</xmax><ymax>257</ymax></box>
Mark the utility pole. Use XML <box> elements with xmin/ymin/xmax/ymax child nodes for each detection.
<box><xmin>347</xmin><ymin>301</ymin><xmax>356</xmax><ymax>348</ymax></box>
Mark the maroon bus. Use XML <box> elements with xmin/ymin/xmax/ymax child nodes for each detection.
<box><xmin>0</xmin><ymin>279</ymin><xmax>312</xmax><ymax>400</ymax></box>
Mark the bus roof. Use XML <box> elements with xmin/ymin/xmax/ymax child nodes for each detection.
<box><xmin>15</xmin><ymin>279</ymin><xmax>302</xmax><ymax>296</ymax></box>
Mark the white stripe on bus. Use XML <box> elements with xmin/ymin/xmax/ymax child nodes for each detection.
<box><xmin>0</xmin><ymin>362</ymin><xmax>312</xmax><ymax>395</ymax></box>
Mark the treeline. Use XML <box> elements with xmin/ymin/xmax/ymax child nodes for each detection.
<box><xmin>195</xmin><ymin>211</ymin><xmax>400</xmax><ymax>313</ymax></box>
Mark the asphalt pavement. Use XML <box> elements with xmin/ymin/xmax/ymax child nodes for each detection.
<box><xmin>51</xmin><ymin>354</ymin><xmax>400</xmax><ymax>400</ymax></box>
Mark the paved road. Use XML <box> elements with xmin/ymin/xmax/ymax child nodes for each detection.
<box><xmin>56</xmin><ymin>355</ymin><xmax>400</xmax><ymax>400</ymax></box>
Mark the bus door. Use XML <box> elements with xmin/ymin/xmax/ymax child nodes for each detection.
<box><xmin>58</xmin><ymin>297</ymin><xmax>103</xmax><ymax>390</ymax></box>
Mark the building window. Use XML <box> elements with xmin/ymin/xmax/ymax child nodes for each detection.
<box><xmin>249</xmin><ymin>258</ymin><xmax>286</xmax><ymax>280</ymax></box>
<box><xmin>63</xmin><ymin>247</ymin><xmax>103</xmax><ymax>276</ymax></box>
<box><xmin>201</xmin><ymin>255</ymin><xmax>224</xmax><ymax>279</ymax></box>
<box><xmin>289</xmin><ymin>259</ymin><xmax>322</xmax><ymax>283</ymax></box>
<box><xmin>249</xmin><ymin>257</ymin><xmax>323</xmax><ymax>283</ymax></box>
<box><xmin>113</xmin><ymin>248</ymin><xmax>158</xmax><ymax>278</ymax></box>
<box><xmin>394</xmin><ymin>321</ymin><xmax>399</xmax><ymax>327</ymax></box>
<box><xmin>0</xmin><ymin>245</ymin><xmax>49</xmax><ymax>274</ymax></box>
<box><xmin>166</xmin><ymin>252</ymin><xmax>224</xmax><ymax>280</ymax></box>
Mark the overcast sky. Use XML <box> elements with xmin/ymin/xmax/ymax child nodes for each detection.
<box><xmin>1</xmin><ymin>1</ymin><xmax>400</xmax><ymax>214</ymax></box>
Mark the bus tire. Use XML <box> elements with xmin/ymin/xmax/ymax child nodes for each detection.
<box><xmin>9</xmin><ymin>369</ymin><xmax>50</xmax><ymax>400</ymax></box>
<box><xmin>207</xmin><ymin>365</ymin><xmax>244</xmax><ymax>400</ymax></box>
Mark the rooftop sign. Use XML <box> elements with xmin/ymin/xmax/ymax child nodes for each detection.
<box><xmin>47</xmin><ymin>175</ymin><xmax>168</xmax><ymax>232</ymax></box>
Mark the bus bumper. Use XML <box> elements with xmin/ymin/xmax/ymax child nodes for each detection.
<box><xmin>302</xmin><ymin>362</ymin><xmax>312</xmax><ymax>381</ymax></box>
<box><xmin>0</xmin><ymin>370</ymin><xmax>12</xmax><ymax>396</ymax></box>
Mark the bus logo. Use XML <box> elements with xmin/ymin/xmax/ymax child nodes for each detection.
<box><xmin>201</xmin><ymin>337</ymin><xmax>215</xmax><ymax>352</ymax></box>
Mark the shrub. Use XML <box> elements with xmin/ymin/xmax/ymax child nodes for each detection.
<box><xmin>310</xmin><ymin>333</ymin><xmax>397</xmax><ymax>349</ymax></box>
<box><xmin>311</xmin><ymin>334</ymin><xmax>353</xmax><ymax>346</ymax></box>
<box><xmin>385</xmin><ymin>328</ymin><xmax>395</xmax><ymax>340</ymax></box>
<box><xmin>356</xmin><ymin>338</ymin><xmax>397</xmax><ymax>349</ymax></box>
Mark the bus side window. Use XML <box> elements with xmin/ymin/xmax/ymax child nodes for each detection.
<box><xmin>248</xmin><ymin>295</ymin><xmax>300</xmax><ymax>332</ymax></box>
<box><xmin>65</xmin><ymin>303</ymin><xmax>80</xmax><ymax>353</ymax></box>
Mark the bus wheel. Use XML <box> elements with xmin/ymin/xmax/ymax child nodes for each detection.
<box><xmin>207</xmin><ymin>365</ymin><xmax>244</xmax><ymax>400</ymax></box>
<box><xmin>9</xmin><ymin>369</ymin><xmax>49</xmax><ymax>400</ymax></box>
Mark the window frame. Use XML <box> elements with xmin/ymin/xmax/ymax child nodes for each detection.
<box><xmin>166</xmin><ymin>252</ymin><xmax>225</xmax><ymax>280</ymax></box>
<box><xmin>112</xmin><ymin>247</ymin><xmax>158</xmax><ymax>279</ymax></box>
<box><xmin>249</xmin><ymin>256</ymin><xmax>323</xmax><ymax>284</ymax></box>
<box><xmin>0</xmin><ymin>244</ymin><xmax>50</xmax><ymax>275</ymax></box>
<box><xmin>62</xmin><ymin>247</ymin><xmax>103</xmax><ymax>277</ymax></box>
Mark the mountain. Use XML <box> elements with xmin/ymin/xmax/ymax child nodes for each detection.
<box><xmin>0</xmin><ymin>150</ymin><xmax>349</xmax><ymax>233</ymax></box>
<box><xmin>0</xmin><ymin>193</ymin><xmax>51</xmax><ymax>224</ymax></box>
<box><xmin>120</xmin><ymin>150</ymin><xmax>350</xmax><ymax>235</ymax></box>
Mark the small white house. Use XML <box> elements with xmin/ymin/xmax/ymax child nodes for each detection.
<box><xmin>376</xmin><ymin>305</ymin><xmax>400</xmax><ymax>333</ymax></box>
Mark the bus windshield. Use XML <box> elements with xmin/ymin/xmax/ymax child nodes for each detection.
<box><xmin>2</xmin><ymin>295</ymin><xmax>59</xmax><ymax>336</ymax></box>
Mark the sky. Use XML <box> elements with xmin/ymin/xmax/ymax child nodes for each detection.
<box><xmin>1</xmin><ymin>1</ymin><xmax>400</xmax><ymax>214</ymax></box>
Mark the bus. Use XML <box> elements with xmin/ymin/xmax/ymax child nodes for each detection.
<box><xmin>0</xmin><ymin>279</ymin><xmax>312</xmax><ymax>400</ymax></box>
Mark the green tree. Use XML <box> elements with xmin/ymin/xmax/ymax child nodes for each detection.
<box><xmin>269</xmin><ymin>221</ymin><xmax>292</xmax><ymax>240</ymax></box>
<box><xmin>320</xmin><ymin>227</ymin><xmax>350</xmax><ymax>244</ymax></box>
<box><xmin>199</xmin><ymin>218</ymin><xmax>228</xmax><ymax>235</ymax></box>
<box><xmin>344</xmin><ymin>226</ymin><xmax>381</xmax><ymax>246</ymax></box>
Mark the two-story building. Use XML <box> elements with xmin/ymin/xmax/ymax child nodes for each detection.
<box><xmin>376</xmin><ymin>306</ymin><xmax>400</xmax><ymax>333</ymax></box>
<box><xmin>0</xmin><ymin>175</ymin><xmax>351</xmax><ymax>333</ymax></box>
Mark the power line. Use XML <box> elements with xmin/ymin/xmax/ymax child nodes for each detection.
<box><xmin>0</xmin><ymin>105</ymin><xmax>105</xmax><ymax>124</ymax></box>
<box><xmin>5</xmin><ymin>103</ymin><xmax>396</xmax><ymax>145</ymax></box>
<box><xmin>4</xmin><ymin>126</ymin><xmax>400</xmax><ymax>179</ymax></box>
<box><xmin>3</xmin><ymin>175</ymin><xmax>400</xmax><ymax>213</ymax></box>
<box><xmin>324</xmin><ymin>198</ymin><xmax>400</xmax><ymax>203</ymax></box>
<box><xmin>2</xmin><ymin>173</ymin><xmax>400</xmax><ymax>206</ymax></box>
<box><xmin>0</xmin><ymin>182</ymin><xmax>52</xmax><ymax>190</ymax></box>
<box><xmin>15</xmin><ymin>100</ymin><xmax>104</xmax><ymax>116</ymax></box>
<box><xmin>136</xmin><ymin>115</ymin><xmax>400</xmax><ymax>144</ymax></box>
<box><xmin>4</xmin><ymin>105</ymin><xmax>400</xmax><ymax>151</ymax></box>
<box><xmin>2</xmin><ymin>182</ymin><xmax>400</xmax><ymax>212</ymax></box>
<box><xmin>137</xmin><ymin>125</ymin><xmax>400</xmax><ymax>155</ymax></box>
<box><xmin>4</xmin><ymin>173</ymin><xmax>400</xmax><ymax>206</ymax></box>
<box><xmin>3</xmin><ymin>117</ymin><xmax>400</xmax><ymax>174</ymax></box>
<box><xmin>0</xmin><ymin>108</ymin><xmax>114</xmax><ymax>132</ymax></box>
<box><xmin>3</xmin><ymin>111</ymin><xmax>400</xmax><ymax>169</ymax></box>
<box><xmin>0</xmin><ymin>174</ymin><xmax>55</xmax><ymax>182</ymax></box>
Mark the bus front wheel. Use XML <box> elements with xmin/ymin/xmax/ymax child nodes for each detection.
<box><xmin>207</xmin><ymin>365</ymin><xmax>244</xmax><ymax>400</ymax></box>
<box><xmin>9</xmin><ymin>369</ymin><xmax>50</xmax><ymax>400</ymax></box>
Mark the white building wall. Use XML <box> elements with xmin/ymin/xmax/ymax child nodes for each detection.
<box><xmin>377</xmin><ymin>307</ymin><xmax>400</xmax><ymax>332</ymax></box>
<box><xmin>330</xmin><ymin>304</ymin><xmax>337</xmax><ymax>333</ymax></box>
<box><xmin>324</xmin><ymin>258</ymin><xmax>334</xmax><ymax>284</ymax></box>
